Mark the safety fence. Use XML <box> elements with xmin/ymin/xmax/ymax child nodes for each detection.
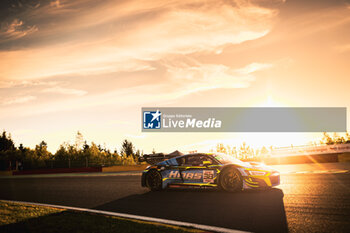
<box><xmin>0</xmin><ymin>158</ymin><xmax>138</xmax><ymax>171</ymax></box>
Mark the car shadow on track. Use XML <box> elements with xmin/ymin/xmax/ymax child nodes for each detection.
<box><xmin>95</xmin><ymin>188</ymin><xmax>288</xmax><ymax>233</ymax></box>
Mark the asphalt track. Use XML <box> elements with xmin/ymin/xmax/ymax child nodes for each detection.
<box><xmin>1</xmin><ymin>163</ymin><xmax>350</xmax><ymax>233</ymax></box>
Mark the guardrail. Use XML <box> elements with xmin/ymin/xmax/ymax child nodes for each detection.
<box><xmin>272</xmin><ymin>144</ymin><xmax>350</xmax><ymax>157</ymax></box>
<box><xmin>12</xmin><ymin>167</ymin><xmax>102</xmax><ymax>175</ymax></box>
<box><xmin>1</xmin><ymin>164</ymin><xmax>149</xmax><ymax>176</ymax></box>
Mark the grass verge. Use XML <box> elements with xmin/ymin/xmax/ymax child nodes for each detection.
<box><xmin>0</xmin><ymin>200</ymin><xmax>202</xmax><ymax>233</ymax></box>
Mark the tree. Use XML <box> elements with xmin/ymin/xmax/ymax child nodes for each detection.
<box><xmin>0</xmin><ymin>131</ymin><xmax>15</xmax><ymax>152</ymax></box>
<box><xmin>333</xmin><ymin>133</ymin><xmax>345</xmax><ymax>144</ymax></box>
<box><xmin>54</xmin><ymin>144</ymin><xmax>69</xmax><ymax>160</ymax></box>
<box><xmin>322</xmin><ymin>132</ymin><xmax>334</xmax><ymax>145</ymax></box>
<box><xmin>74</xmin><ymin>131</ymin><xmax>84</xmax><ymax>150</ymax></box>
<box><xmin>17</xmin><ymin>143</ymin><xmax>27</xmax><ymax>162</ymax></box>
<box><xmin>39</xmin><ymin>141</ymin><xmax>47</xmax><ymax>149</ymax></box>
<box><xmin>0</xmin><ymin>131</ymin><xmax>16</xmax><ymax>170</ymax></box>
<box><xmin>89</xmin><ymin>142</ymin><xmax>100</xmax><ymax>158</ymax></box>
<box><xmin>346</xmin><ymin>132</ymin><xmax>350</xmax><ymax>143</ymax></box>
<box><xmin>83</xmin><ymin>141</ymin><xmax>90</xmax><ymax>151</ymax></box>
<box><xmin>239</xmin><ymin>142</ymin><xmax>251</xmax><ymax>159</ymax></box>
<box><xmin>35</xmin><ymin>141</ymin><xmax>51</xmax><ymax>159</ymax></box>
<box><xmin>134</xmin><ymin>149</ymin><xmax>141</xmax><ymax>162</ymax></box>
<box><xmin>121</xmin><ymin>139</ymin><xmax>134</xmax><ymax>157</ymax></box>
<box><xmin>96</xmin><ymin>144</ymin><xmax>102</xmax><ymax>152</ymax></box>
<box><xmin>216</xmin><ymin>143</ymin><xmax>227</xmax><ymax>154</ymax></box>
<box><xmin>18</xmin><ymin>143</ymin><xmax>26</xmax><ymax>153</ymax></box>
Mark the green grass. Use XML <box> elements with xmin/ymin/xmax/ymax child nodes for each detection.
<box><xmin>0</xmin><ymin>201</ymin><xmax>202</xmax><ymax>233</ymax></box>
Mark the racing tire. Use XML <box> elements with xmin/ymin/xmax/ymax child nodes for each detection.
<box><xmin>219</xmin><ymin>167</ymin><xmax>243</xmax><ymax>192</ymax></box>
<box><xmin>145</xmin><ymin>169</ymin><xmax>163</xmax><ymax>191</ymax></box>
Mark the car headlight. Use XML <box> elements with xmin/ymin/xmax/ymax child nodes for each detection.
<box><xmin>248</xmin><ymin>170</ymin><xmax>267</xmax><ymax>176</ymax></box>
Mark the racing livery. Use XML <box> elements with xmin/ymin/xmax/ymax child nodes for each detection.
<box><xmin>140</xmin><ymin>153</ymin><xmax>280</xmax><ymax>192</ymax></box>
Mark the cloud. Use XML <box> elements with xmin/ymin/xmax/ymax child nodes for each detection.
<box><xmin>0</xmin><ymin>80</ymin><xmax>58</xmax><ymax>89</ymax></box>
<box><xmin>235</xmin><ymin>62</ymin><xmax>274</xmax><ymax>75</ymax></box>
<box><xmin>120</xmin><ymin>1</ymin><xmax>275</xmax><ymax>56</ymax></box>
<box><xmin>167</xmin><ymin>61</ymin><xmax>275</xmax><ymax>96</ymax></box>
<box><xmin>0</xmin><ymin>19</ymin><xmax>38</xmax><ymax>42</ymax></box>
<box><xmin>0</xmin><ymin>0</ymin><xmax>278</xmax><ymax>81</ymax></box>
<box><xmin>0</xmin><ymin>0</ymin><xmax>281</xmax><ymax>117</ymax></box>
<box><xmin>1</xmin><ymin>95</ymin><xmax>36</xmax><ymax>105</ymax></box>
<box><xmin>0</xmin><ymin>80</ymin><xmax>17</xmax><ymax>89</ymax></box>
<box><xmin>41</xmin><ymin>86</ymin><xmax>87</xmax><ymax>96</ymax></box>
<box><xmin>50</xmin><ymin>0</ymin><xmax>62</xmax><ymax>8</ymax></box>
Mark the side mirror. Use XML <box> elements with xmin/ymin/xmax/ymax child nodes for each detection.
<box><xmin>203</xmin><ymin>161</ymin><xmax>212</xmax><ymax>166</ymax></box>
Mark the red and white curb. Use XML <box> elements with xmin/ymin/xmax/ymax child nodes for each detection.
<box><xmin>2</xmin><ymin>200</ymin><xmax>249</xmax><ymax>233</ymax></box>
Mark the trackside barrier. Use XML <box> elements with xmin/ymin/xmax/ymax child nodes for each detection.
<box><xmin>262</xmin><ymin>153</ymin><xmax>340</xmax><ymax>165</ymax></box>
<box><xmin>5</xmin><ymin>165</ymin><xmax>149</xmax><ymax>176</ymax></box>
<box><xmin>0</xmin><ymin>171</ymin><xmax>12</xmax><ymax>176</ymax></box>
<box><xmin>12</xmin><ymin>167</ymin><xmax>102</xmax><ymax>176</ymax></box>
<box><xmin>338</xmin><ymin>153</ymin><xmax>350</xmax><ymax>162</ymax></box>
<box><xmin>102</xmin><ymin>165</ymin><xmax>148</xmax><ymax>172</ymax></box>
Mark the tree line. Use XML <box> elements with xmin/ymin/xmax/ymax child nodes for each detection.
<box><xmin>213</xmin><ymin>142</ymin><xmax>270</xmax><ymax>160</ymax></box>
<box><xmin>0</xmin><ymin>131</ymin><xmax>143</xmax><ymax>170</ymax></box>
<box><xmin>321</xmin><ymin>132</ymin><xmax>350</xmax><ymax>145</ymax></box>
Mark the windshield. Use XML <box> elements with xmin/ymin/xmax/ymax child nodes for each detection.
<box><xmin>213</xmin><ymin>153</ymin><xmax>248</xmax><ymax>166</ymax></box>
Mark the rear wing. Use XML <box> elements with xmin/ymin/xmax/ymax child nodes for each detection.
<box><xmin>138</xmin><ymin>153</ymin><xmax>178</xmax><ymax>165</ymax></box>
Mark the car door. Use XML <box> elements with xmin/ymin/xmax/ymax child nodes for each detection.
<box><xmin>181</xmin><ymin>154</ymin><xmax>217</xmax><ymax>185</ymax></box>
<box><xmin>200</xmin><ymin>155</ymin><xmax>218</xmax><ymax>184</ymax></box>
<box><xmin>160</xmin><ymin>157</ymin><xmax>183</xmax><ymax>185</ymax></box>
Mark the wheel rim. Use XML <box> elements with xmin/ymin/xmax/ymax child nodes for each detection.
<box><xmin>147</xmin><ymin>171</ymin><xmax>161</xmax><ymax>189</ymax></box>
<box><xmin>222</xmin><ymin>169</ymin><xmax>241</xmax><ymax>191</ymax></box>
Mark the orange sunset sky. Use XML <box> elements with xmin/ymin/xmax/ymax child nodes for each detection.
<box><xmin>1</xmin><ymin>0</ymin><xmax>350</xmax><ymax>153</ymax></box>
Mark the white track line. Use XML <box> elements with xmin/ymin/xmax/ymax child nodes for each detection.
<box><xmin>2</xmin><ymin>200</ymin><xmax>249</xmax><ymax>233</ymax></box>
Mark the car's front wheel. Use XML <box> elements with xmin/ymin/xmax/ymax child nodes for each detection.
<box><xmin>219</xmin><ymin>167</ymin><xmax>243</xmax><ymax>192</ymax></box>
<box><xmin>145</xmin><ymin>169</ymin><xmax>162</xmax><ymax>191</ymax></box>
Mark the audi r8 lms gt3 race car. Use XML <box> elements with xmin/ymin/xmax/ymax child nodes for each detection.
<box><xmin>140</xmin><ymin>153</ymin><xmax>280</xmax><ymax>192</ymax></box>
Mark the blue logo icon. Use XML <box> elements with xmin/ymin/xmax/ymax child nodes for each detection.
<box><xmin>143</xmin><ymin>110</ymin><xmax>161</xmax><ymax>129</ymax></box>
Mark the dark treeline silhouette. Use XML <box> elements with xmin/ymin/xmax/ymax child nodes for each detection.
<box><xmin>0</xmin><ymin>131</ymin><xmax>142</xmax><ymax>171</ymax></box>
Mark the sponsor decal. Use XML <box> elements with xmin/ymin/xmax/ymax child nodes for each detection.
<box><xmin>168</xmin><ymin>170</ymin><xmax>202</xmax><ymax>180</ymax></box>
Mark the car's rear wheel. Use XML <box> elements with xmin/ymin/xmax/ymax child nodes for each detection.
<box><xmin>219</xmin><ymin>167</ymin><xmax>243</xmax><ymax>192</ymax></box>
<box><xmin>146</xmin><ymin>169</ymin><xmax>162</xmax><ymax>191</ymax></box>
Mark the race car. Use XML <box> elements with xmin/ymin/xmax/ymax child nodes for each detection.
<box><xmin>140</xmin><ymin>153</ymin><xmax>280</xmax><ymax>192</ymax></box>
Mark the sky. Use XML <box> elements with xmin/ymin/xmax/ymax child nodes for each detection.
<box><xmin>1</xmin><ymin>0</ymin><xmax>350</xmax><ymax>153</ymax></box>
